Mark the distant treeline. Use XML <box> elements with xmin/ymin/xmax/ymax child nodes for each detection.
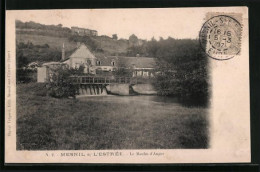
<box><xmin>16</xmin><ymin>20</ymin><xmax>71</xmax><ymax>37</ymax></box>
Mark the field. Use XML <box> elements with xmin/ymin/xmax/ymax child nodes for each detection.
<box><xmin>16</xmin><ymin>34</ymin><xmax>78</xmax><ymax>51</ymax></box>
<box><xmin>17</xmin><ymin>83</ymin><xmax>209</xmax><ymax>150</ymax></box>
<box><xmin>16</xmin><ymin>33</ymin><xmax>129</xmax><ymax>55</ymax></box>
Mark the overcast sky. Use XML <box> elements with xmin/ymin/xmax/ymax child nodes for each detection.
<box><xmin>12</xmin><ymin>8</ymin><xmax>243</xmax><ymax>40</ymax></box>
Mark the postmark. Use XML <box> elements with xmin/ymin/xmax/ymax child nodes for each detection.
<box><xmin>199</xmin><ymin>14</ymin><xmax>242</xmax><ymax>60</ymax></box>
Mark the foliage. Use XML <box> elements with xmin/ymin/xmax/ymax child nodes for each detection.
<box><xmin>129</xmin><ymin>34</ymin><xmax>138</xmax><ymax>46</ymax></box>
<box><xmin>16</xmin><ymin>20</ymin><xmax>71</xmax><ymax>37</ymax></box>
<box><xmin>151</xmin><ymin>38</ymin><xmax>209</xmax><ymax>106</ymax></box>
<box><xmin>68</xmin><ymin>35</ymin><xmax>99</xmax><ymax>51</ymax></box>
<box><xmin>114</xmin><ymin>68</ymin><xmax>133</xmax><ymax>77</ymax></box>
<box><xmin>112</xmin><ymin>34</ymin><xmax>118</xmax><ymax>40</ymax></box>
<box><xmin>16</xmin><ymin>41</ymin><xmax>62</xmax><ymax>63</ymax></box>
<box><xmin>46</xmin><ymin>66</ymin><xmax>83</xmax><ymax>98</ymax></box>
<box><xmin>16</xmin><ymin>69</ymin><xmax>37</xmax><ymax>83</ymax></box>
<box><xmin>113</xmin><ymin>59</ymin><xmax>133</xmax><ymax>77</ymax></box>
<box><xmin>126</xmin><ymin>45</ymin><xmax>147</xmax><ymax>57</ymax></box>
<box><xmin>16</xmin><ymin>50</ymin><xmax>29</xmax><ymax>68</ymax></box>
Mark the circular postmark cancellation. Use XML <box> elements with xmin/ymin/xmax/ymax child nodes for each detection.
<box><xmin>199</xmin><ymin>15</ymin><xmax>242</xmax><ymax>60</ymax></box>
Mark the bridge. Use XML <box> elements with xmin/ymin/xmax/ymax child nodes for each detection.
<box><xmin>70</xmin><ymin>76</ymin><xmax>138</xmax><ymax>85</ymax></box>
<box><xmin>70</xmin><ymin>76</ymin><xmax>141</xmax><ymax>96</ymax></box>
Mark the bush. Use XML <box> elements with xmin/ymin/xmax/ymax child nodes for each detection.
<box><xmin>16</xmin><ymin>41</ymin><xmax>62</xmax><ymax>63</ymax></box>
<box><xmin>17</xmin><ymin>69</ymin><xmax>37</xmax><ymax>83</ymax></box>
<box><xmin>46</xmin><ymin>67</ymin><xmax>79</xmax><ymax>98</ymax></box>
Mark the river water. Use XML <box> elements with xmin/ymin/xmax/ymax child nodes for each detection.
<box><xmin>78</xmin><ymin>95</ymin><xmax>179</xmax><ymax>106</ymax></box>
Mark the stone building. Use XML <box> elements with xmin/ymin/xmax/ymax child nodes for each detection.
<box><xmin>63</xmin><ymin>43</ymin><xmax>155</xmax><ymax>77</ymax></box>
<box><xmin>71</xmin><ymin>26</ymin><xmax>98</xmax><ymax>36</ymax></box>
<box><xmin>62</xmin><ymin>44</ymin><xmax>97</xmax><ymax>74</ymax></box>
<box><xmin>37</xmin><ymin>43</ymin><xmax>156</xmax><ymax>82</ymax></box>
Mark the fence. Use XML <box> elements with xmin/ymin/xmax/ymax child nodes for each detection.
<box><xmin>70</xmin><ymin>76</ymin><xmax>138</xmax><ymax>85</ymax></box>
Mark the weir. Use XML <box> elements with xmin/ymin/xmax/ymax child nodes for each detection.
<box><xmin>71</xmin><ymin>76</ymin><xmax>137</xmax><ymax>96</ymax></box>
<box><xmin>77</xmin><ymin>84</ymin><xmax>108</xmax><ymax>96</ymax></box>
<box><xmin>71</xmin><ymin>76</ymin><xmax>156</xmax><ymax>96</ymax></box>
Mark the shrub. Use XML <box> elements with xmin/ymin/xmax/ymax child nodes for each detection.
<box><xmin>16</xmin><ymin>69</ymin><xmax>37</xmax><ymax>83</ymax></box>
<box><xmin>46</xmin><ymin>67</ymin><xmax>80</xmax><ymax>98</ymax></box>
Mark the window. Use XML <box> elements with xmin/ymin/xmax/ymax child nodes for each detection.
<box><xmin>87</xmin><ymin>59</ymin><xmax>92</xmax><ymax>65</ymax></box>
<box><xmin>111</xmin><ymin>60</ymin><xmax>115</xmax><ymax>66</ymax></box>
<box><xmin>143</xmin><ymin>71</ymin><xmax>149</xmax><ymax>76</ymax></box>
<box><xmin>96</xmin><ymin>61</ymin><xmax>101</xmax><ymax>66</ymax></box>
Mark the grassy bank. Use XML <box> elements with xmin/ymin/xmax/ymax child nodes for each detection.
<box><xmin>17</xmin><ymin>83</ymin><xmax>209</xmax><ymax>150</ymax></box>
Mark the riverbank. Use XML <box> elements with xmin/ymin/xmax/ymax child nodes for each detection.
<box><xmin>17</xmin><ymin>83</ymin><xmax>209</xmax><ymax>150</ymax></box>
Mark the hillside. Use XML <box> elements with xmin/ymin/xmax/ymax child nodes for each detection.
<box><xmin>18</xmin><ymin>34</ymin><xmax>131</xmax><ymax>58</ymax></box>
<box><xmin>16</xmin><ymin>33</ymin><xmax>129</xmax><ymax>54</ymax></box>
<box><xmin>16</xmin><ymin>20</ymin><xmax>130</xmax><ymax>57</ymax></box>
<box><xmin>16</xmin><ymin>34</ymin><xmax>77</xmax><ymax>51</ymax></box>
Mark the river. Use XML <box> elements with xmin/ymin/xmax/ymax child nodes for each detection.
<box><xmin>78</xmin><ymin>95</ymin><xmax>179</xmax><ymax>106</ymax></box>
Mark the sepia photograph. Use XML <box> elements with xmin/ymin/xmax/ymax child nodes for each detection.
<box><xmin>5</xmin><ymin>7</ymin><xmax>250</xmax><ymax>163</ymax></box>
<box><xmin>15</xmin><ymin>10</ymin><xmax>210</xmax><ymax>150</ymax></box>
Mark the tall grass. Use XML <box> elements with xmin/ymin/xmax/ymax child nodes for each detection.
<box><xmin>17</xmin><ymin>83</ymin><xmax>209</xmax><ymax>150</ymax></box>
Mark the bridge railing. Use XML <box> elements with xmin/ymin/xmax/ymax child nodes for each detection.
<box><xmin>70</xmin><ymin>76</ymin><xmax>138</xmax><ymax>84</ymax></box>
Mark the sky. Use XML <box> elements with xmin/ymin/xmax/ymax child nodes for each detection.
<box><xmin>10</xmin><ymin>8</ymin><xmax>243</xmax><ymax>40</ymax></box>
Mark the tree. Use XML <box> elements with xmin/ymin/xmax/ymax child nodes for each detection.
<box><xmin>16</xmin><ymin>48</ymin><xmax>29</xmax><ymax>68</ymax></box>
<box><xmin>146</xmin><ymin>37</ymin><xmax>159</xmax><ymax>57</ymax></box>
<box><xmin>68</xmin><ymin>35</ymin><xmax>98</xmax><ymax>51</ymax></box>
<box><xmin>112</xmin><ymin>34</ymin><xmax>118</xmax><ymax>40</ymax></box>
<box><xmin>46</xmin><ymin>67</ymin><xmax>81</xmax><ymax>98</ymax></box>
<box><xmin>152</xmin><ymin>38</ymin><xmax>209</xmax><ymax>106</ymax></box>
<box><xmin>126</xmin><ymin>45</ymin><xmax>146</xmax><ymax>57</ymax></box>
<box><xmin>129</xmin><ymin>34</ymin><xmax>138</xmax><ymax>47</ymax></box>
<box><xmin>114</xmin><ymin>59</ymin><xmax>133</xmax><ymax>77</ymax></box>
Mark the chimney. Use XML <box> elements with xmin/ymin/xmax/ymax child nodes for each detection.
<box><xmin>61</xmin><ymin>43</ymin><xmax>65</xmax><ymax>60</ymax></box>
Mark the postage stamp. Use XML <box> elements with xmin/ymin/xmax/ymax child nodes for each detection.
<box><xmin>199</xmin><ymin>13</ymin><xmax>242</xmax><ymax>60</ymax></box>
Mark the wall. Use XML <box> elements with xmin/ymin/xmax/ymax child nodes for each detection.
<box><xmin>37</xmin><ymin>67</ymin><xmax>47</xmax><ymax>83</ymax></box>
<box><xmin>106</xmin><ymin>84</ymin><xmax>130</xmax><ymax>95</ymax></box>
<box><xmin>132</xmin><ymin>84</ymin><xmax>157</xmax><ymax>95</ymax></box>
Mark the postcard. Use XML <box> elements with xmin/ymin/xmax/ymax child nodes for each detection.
<box><xmin>5</xmin><ymin>7</ymin><xmax>250</xmax><ymax>163</ymax></box>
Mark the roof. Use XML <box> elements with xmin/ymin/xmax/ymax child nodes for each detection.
<box><xmin>96</xmin><ymin>56</ymin><xmax>118</xmax><ymax>66</ymax></box>
<box><xmin>28</xmin><ymin>62</ymin><xmax>39</xmax><ymax>66</ymax></box>
<box><xmin>69</xmin><ymin>44</ymin><xmax>96</xmax><ymax>59</ymax></box>
<box><xmin>119</xmin><ymin>57</ymin><xmax>156</xmax><ymax>68</ymax></box>
<box><xmin>96</xmin><ymin>56</ymin><xmax>156</xmax><ymax>68</ymax></box>
<box><xmin>42</xmin><ymin>61</ymin><xmax>64</xmax><ymax>66</ymax></box>
<box><xmin>61</xmin><ymin>44</ymin><xmax>156</xmax><ymax>68</ymax></box>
